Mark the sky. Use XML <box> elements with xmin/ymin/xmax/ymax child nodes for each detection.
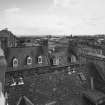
<box><xmin>0</xmin><ymin>0</ymin><xmax>105</xmax><ymax>36</ymax></box>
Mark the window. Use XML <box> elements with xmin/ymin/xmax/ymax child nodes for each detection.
<box><xmin>71</xmin><ymin>55</ymin><xmax>76</xmax><ymax>63</ymax></box>
<box><xmin>38</xmin><ymin>56</ymin><xmax>42</xmax><ymax>64</ymax></box>
<box><xmin>53</xmin><ymin>57</ymin><xmax>59</xmax><ymax>65</ymax></box>
<box><xmin>27</xmin><ymin>56</ymin><xmax>32</xmax><ymax>65</ymax></box>
<box><xmin>13</xmin><ymin>58</ymin><xmax>18</xmax><ymax>67</ymax></box>
<box><xmin>55</xmin><ymin>57</ymin><xmax>59</xmax><ymax>65</ymax></box>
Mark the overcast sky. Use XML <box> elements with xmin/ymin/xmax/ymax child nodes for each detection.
<box><xmin>0</xmin><ymin>0</ymin><xmax>105</xmax><ymax>36</ymax></box>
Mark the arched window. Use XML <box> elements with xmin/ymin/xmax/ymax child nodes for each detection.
<box><xmin>27</xmin><ymin>56</ymin><xmax>32</xmax><ymax>65</ymax></box>
<box><xmin>38</xmin><ymin>56</ymin><xmax>42</xmax><ymax>64</ymax></box>
<box><xmin>13</xmin><ymin>58</ymin><xmax>18</xmax><ymax>67</ymax></box>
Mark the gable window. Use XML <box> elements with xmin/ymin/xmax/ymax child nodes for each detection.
<box><xmin>38</xmin><ymin>56</ymin><xmax>43</xmax><ymax>64</ymax></box>
<box><xmin>13</xmin><ymin>58</ymin><xmax>18</xmax><ymax>67</ymax></box>
<box><xmin>27</xmin><ymin>56</ymin><xmax>32</xmax><ymax>65</ymax></box>
<box><xmin>71</xmin><ymin>55</ymin><xmax>76</xmax><ymax>63</ymax></box>
<box><xmin>55</xmin><ymin>57</ymin><xmax>59</xmax><ymax>65</ymax></box>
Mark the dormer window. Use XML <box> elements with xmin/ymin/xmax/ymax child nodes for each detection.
<box><xmin>13</xmin><ymin>58</ymin><xmax>18</xmax><ymax>67</ymax></box>
<box><xmin>38</xmin><ymin>56</ymin><xmax>42</xmax><ymax>64</ymax></box>
<box><xmin>27</xmin><ymin>56</ymin><xmax>32</xmax><ymax>65</ymax></box>
<box><xmin>55</xmin><ymin>57</ymin><xmax>59</xmax><ymax>65</ymax></box>
<box><xmin>71</xmin><ymin>55</ymin><xmax>76</xmax><ymax>63</ymax></box>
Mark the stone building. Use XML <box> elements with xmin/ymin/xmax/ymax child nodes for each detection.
<box><xmin>48</xmin><ymin>37</ymin><xmax>78</xmax><ymax>66</ymax></box>
<box><xmin>0</xmin><ymin>29</ymin><xmax>17</xmax><ymax>49</ymax></box>
<box><xmin>68</xmin><ymin>38</ymin><xmax>105</xmax><ymax>93</ymax></box>
<box><xmin>1</xmin><ymin>30</ymin><xmax>105</xmax><ymax>105</ymax></box>
<box><xmin>5</xmin><ymin>46</ymin><xmax>49</xmax><ymax>71</ymax></box>
<box><xmin>0</xmin><ymin>29</ymin><xmax>51</xmax><ymax>105</ymax></box>
<box><xmin>0</xmin><ymin>29</ymin><xmax>50</xmax><ymax>71</ymax></box>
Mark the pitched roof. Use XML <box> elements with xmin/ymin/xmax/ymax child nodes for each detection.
<box><xmin>17</xmin><ymin>96</ymin><xmax>34</xmax><ymax>105</ymax></box>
